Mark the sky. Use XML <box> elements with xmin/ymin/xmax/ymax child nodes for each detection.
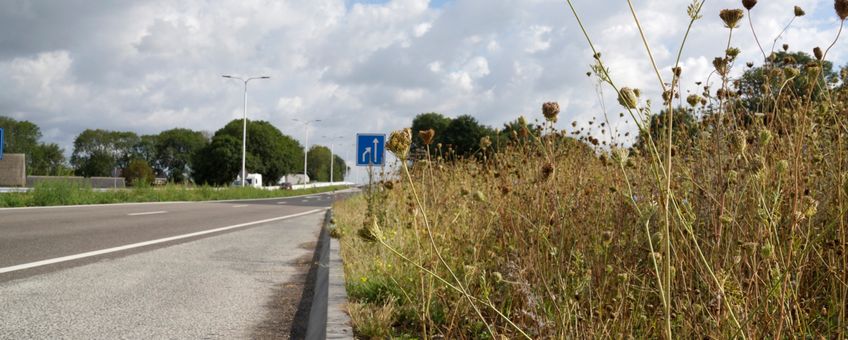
<box><xmin>0</xmin><ymin>0</ymin><xmax>845</xmax><ymax>183</ymax></box>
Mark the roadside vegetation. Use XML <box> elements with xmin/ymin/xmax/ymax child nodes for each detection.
<box><xmin>0</xmin><ymin>182</ymin><xmax>349</xmax><ymax>208</ymax></box>
<box><xmin>333</xmin><ymin>1</ymin><xmax>848</xmax><ymax>338</ymax></box>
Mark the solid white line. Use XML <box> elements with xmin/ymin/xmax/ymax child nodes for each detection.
<box><xmin>127</xmin><ymin>211</ymin><xmax>167</xmax><ymax>216</ymax></box>
<box><xmin>0</xmin><ymin>208</ymin><xmax>328</xmax><ymax>274</ymax></box>
<box><xmin>232</xmin><ymin>204</ymin><xmax>249</xmax><ymax>208</ymax></box>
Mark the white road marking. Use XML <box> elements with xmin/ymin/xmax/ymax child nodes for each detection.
<box><xmin>127</xmin><ymin>211</ymin><xmax>167</xmax><ymax>216</ymax></box>
<box><xmin>232</xmin><ymin>205</ymin><xmax>249</xmax><ymax>208</ymax></box>
<box><xmin>277</xmin><ymin>202</ymin><xmax>287</xmax><ymax>205</ymax></box>
<box><xmin>0</xmin><ymin>208</ymin><xmax>328</xmax><ymax>274</ymax></box>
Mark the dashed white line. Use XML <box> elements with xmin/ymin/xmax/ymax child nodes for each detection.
<box><xmin>127</xmin><ymin>211</ymin><xmax>167</xmax><ymax>216</ymax></box>
<box><xmin>0</xmin><ymin>208</ymin><xmax>328</xmax><ymax>274</ymax></box>
<box><xmin>232</xmin><ymin>205</ymin><xmax>249</xmax><ymax>208</ymax></box>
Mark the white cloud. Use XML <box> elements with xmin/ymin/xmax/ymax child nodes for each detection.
<box><xmin>0</xmin><ymin>0</ymin><xmax>846</xmax><ymax>183</ymax></box>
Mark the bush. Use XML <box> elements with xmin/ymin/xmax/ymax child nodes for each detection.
<box><xmin>124</xmin><ymin>159</ymin><xmax>154</xmax><ymax>187</ymax></box>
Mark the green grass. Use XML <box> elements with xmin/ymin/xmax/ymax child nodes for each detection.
<box><xmin>0</xmin><ymin>182</ymin><xmax>350</xmax><ymax>208</ymax></box>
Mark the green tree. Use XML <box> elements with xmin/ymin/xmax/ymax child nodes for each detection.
<box><xmin>71</xmin><ymin>129</ymin><xmax>140</xmax><ymax>176</ymax></box>
<box><xmin>192</xmin><ymin>120</ymin><xmax>302</xmax><ymax>185</ymax></box>
<box><xmin>442</xmin><ymin>115</ymin><xmax>495</xmax><ymax>157</ymax></box>
<box><xmin>307</xmin><ymin>145</ymin><xmax>332</xmax><ymax>182</ymax></box>
<box><xmin>29</xmin><ymin>143</ymin><xmax>68</xmax><ymax>176</ymax></box>
<box><xmin>131</xmin><ymin>135</ymin><xmax>159</xmax><ymax>170</ymax></box>
<box><xmin>0</xmin><ymin>116</ymin><xmax>41</xmax><ymax>154</ymax></box>
<box><xmin>192</xmin><ymin>134</ymin><xmax>241</xmax><ymax>185</ymax></box>
<box><xmin>634</xmin><ymin>106</ymin><xmax>700</xmax><ymax>153</ymax></box>
<box><xmin>124</xmin><ymin>159</ymin><xmax>154</xmax><ymax>186</ymax></box>
<box><xmin>155</xmin><ymin>128</ymin><xmax>208</xmax><ymax>183</ymax></box>
<box><xmin>411</xmin><ymin>112</ymin><xmax>452</xmax><ymax>151</ymax></box>
<box><xmin>739</xmin><ymin>51</ymin><xmax>837</xmax><ymax>113</ymax></box>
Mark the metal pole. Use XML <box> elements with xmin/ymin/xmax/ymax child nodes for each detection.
<box><xmin>330</xmin><ymin>142</ymin><xmax>334</xmax><ymax>183</ymax></box>
<box><xmin>303</xmin><ymin>127</ymin><xmax>308</xmax><ymax>182</ymax></box>
<box><xmin>241</xmin><ymin>80</ymin><xmax>247</xmax><ymax>187</ymax></box>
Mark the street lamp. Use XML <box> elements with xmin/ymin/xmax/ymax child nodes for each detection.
<box><xmin>322</xmin><ymin>135</ymin><xmax>345</xmax><ymax>183</ymax></box>
<box><xmin>293</xmin><ymin>118</ymin><xmax>321</xmax><ymax>183</ymax></box>
<box><xmin>222</xmin><ymin>75</ymin><xmax>270</xmax><ymax>187</ymax></box>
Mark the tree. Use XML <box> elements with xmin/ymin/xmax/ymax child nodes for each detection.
<box><xmin>155</xmin><ymin>128</ymin><xmax>208</xmax><ymax>183</ymax></box>
<box><xmin>307</xmin><ymin>145</ymin><xmax>332</xmax><ymax>182</ymax></box>
<box><xmin>0</xmin><ymin>116</ymin><xmax>68</xmax><ymax>175</ymax></box>
<box><xmin>441</xmin><ymin>115</ymin><xmax>495</xmax><ymax>157</ymax></box>
<box><xmin>131</xmin><ymin>134</ymin><xmax>159</xmax><ymax>170</ymax></box>
<box><xmin>738</xmin><ymin>51</ymin><xmax>837</xmax><ymax>113</ymax></box>
<box><xmin>411</xmin><ymin>112</ymin><xmax>452</xmax><ymax>151</ymax></box>
<box><xmin>124</xmin><ymin>159</ymin><xmax>154</xmax><ymax>186</ymax></box>
<box><xmin>192</xmin><ymin>134</ymin><xmax>241</xmax><ymax>185</ymax></box>
<box><xmin>71</xmin><ymin>129</ymin><xmax>139</xmax><ymax>176</ymax></box>
<box><xmin>634</xmin><ymin>106</ymin><xmax>700</xmax><ymax>153</ymax></box>
<box><xmin>192</xmin><ymin>120</ymin><xmax>303</xmax><ymax>185</ymax></box>
<box><xmin>29</xmin><ymin>143</ymin><xmax>69</xmax><ymax>176</ymax></box>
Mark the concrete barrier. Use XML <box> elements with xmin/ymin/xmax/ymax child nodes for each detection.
<box><xmin>26</xmin><ymin>176</ymin><xmax>126</xmax><ymax>189</ymax></box>
<box><xmin>0</xmin><ymin>154</ymin><xmax>26</xmax><ymax>187</ymax></box>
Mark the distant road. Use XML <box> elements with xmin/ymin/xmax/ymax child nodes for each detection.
<box><xmin>0</xmin><ymin>189</ymin><xmax>356</xmax><ymax>338</ymax></box>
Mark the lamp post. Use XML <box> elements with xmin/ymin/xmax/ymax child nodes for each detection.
<box><xmin>322</xmin><ymin>136</ymin><xmax>345</xmax><ymax>183</ymax></box>
<box><xmin>293</xmin><ymin>118</ymin><xmax>321</xmax><ymax>183</ymax></box>
<box><xmin>222</xmin><ymin>75</ymin><xmax>270</xmax><ymax>187</ymax></box>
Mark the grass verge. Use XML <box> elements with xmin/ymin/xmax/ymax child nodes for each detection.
<box><xmin>0</xmin><ymin>182</ymin><xmax>350</xmax><ymax>208</ymax></box>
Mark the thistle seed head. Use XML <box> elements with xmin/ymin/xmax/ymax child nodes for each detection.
<box><xmin>617</xmin><ymin>87</ymin><xmax>639</xmax><ymax>109</ymax></box>
<box><xmin>720</xmin><ymin>9</ymin><xmax>744</xmax><ymax>28</ymax></box>
<box><xmin>742</xmin><ymin>0</ymin><xmax>757</xmax><ymax>10</ymax></box>
<box><xmin>542</xmin><ymin>102</ymin><xmax>560</xmax><ymax>123</ymax></box>
<box><xmin>837</xmin><ymin>0</ymin><xmax>848</xmax><ymax>20</ymax></box>
<box><xmin>387</xmin><ymin>128</ymin><xmax>412</xmax><ymax>158</ymax></box>
<box><xmin>418</xmin><ymin>128</ymin><xmax>436</xmax><ymax>145</ymax></box>
<box><xmin>794</xmin><ymin>5</ymin><xmax>805</xmax><ymax>17</ymax></box>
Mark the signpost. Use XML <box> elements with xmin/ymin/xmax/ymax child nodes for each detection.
<box><xmin>356</xmin><ymin>133</ymin><xmax>385</xmax><ymax>166</ymax></box>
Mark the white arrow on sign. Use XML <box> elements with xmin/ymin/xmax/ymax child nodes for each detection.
<box><xmin>372</xmin><ymin>138</ymin><xmax>379</xmax><ymax>162</ymax></box>
<box><xmin>361</xmin><ymin>147</ymin><xmax>371</xmax><ymax>163</ymax></box>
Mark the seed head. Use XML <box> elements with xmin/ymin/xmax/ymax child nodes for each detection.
<box><xmin>387</xmin><ymin>128</ymin><xmax>412</xmax><ymax>158</ymax></box>
<box><xmin>713</xmin><ymin>57</ymin><xmax>728</xmax><ymax>76</ymax></box>
<box><xmin>814</xmin><ymin>46</ymin><xmax>823</xmax><ymax>60</ymax></box>
<box><xmin>726</xmin><ymin>47</ymin><xmax>741</xmax><ymax>59</ymax></box>
<box><xmin>794</xmin><ymin>5</ymin><xmax>805</xmax><ymax>17</ymax></box>
<box><xmin>542</xmin><ymin>102</ymin><xmax>560</xmax><ymax>123</ymax></box>
<box><xmin>617</xmin><ymin>87</ymin><xmax>639</xmax><ymax>109</ymax></box>
<box><xmin>719</xmin><ymin>9</ymin><xmax>744</xmax><ymax>28</ymax></box>
<box><xmin>837</xmin><ymin>0</ymin><xmax>848</xmax><ymax>20</ymax></box>
<box><xmin>782</xmin><ymin>43</ymin><xmax>789</xmax><ymax>52</ymax></box>
<box><xmin>687</xmin><ymin>94</ymin><xmax>702</xmax><ymax>107</ymax></box>
<box><xmin>541</xmin><ymin>162</ymin><xmax>554</xmax><ymax>181</ymax></box>
<box><xmin>418</xmin><ymin>128</ymin><xmax>435</xmax><ymax>145</ymax></box>
<box><xmin>742</xmin><ymin>0</ymin><xmax>757</xmax><ymax>10</ymax></box>
<box><xmin>479</xmin><ymin>136</ymin><xmax>492</xmax><ymax>150</ymax></box>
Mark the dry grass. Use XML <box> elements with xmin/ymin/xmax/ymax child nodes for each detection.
<box><xmin>334</xmin><ymin>2</ymin><xmax>848</xmax><ymax>338</ymax></box>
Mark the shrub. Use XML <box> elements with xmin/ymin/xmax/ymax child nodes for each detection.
<box><xmin>124</xmin><ymin>159</ymin><xmax>154</xmax><ymax>187</ymax></box>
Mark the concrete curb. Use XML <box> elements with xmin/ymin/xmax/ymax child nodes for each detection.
<box><xmin>305</xmin><ymin>210</ymin><xmax>353</xmax><ymax>340</ymax></box>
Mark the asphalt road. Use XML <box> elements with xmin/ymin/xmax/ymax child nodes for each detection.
<box><xmin>0</xmin><ymin>189</ymin><xmax>356</xmax><ymax>339</ymax></box>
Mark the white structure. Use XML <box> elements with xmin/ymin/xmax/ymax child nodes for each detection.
<box><xmin>233</xmin><ymin>173</ymin><xmax>263</xmax><ymax>188</ymax></box>
<box><xmin>282</xmin><ymin>174</ymin><xmax>310</xmax><ymax>185</ymax></box>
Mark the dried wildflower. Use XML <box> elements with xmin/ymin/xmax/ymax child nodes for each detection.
<box><xmin>542</xmin><ymin>102</ymin><xmax>560</xmax><ymax>123</ymax></box>
<box><xmin>726</xmin><ymin>47</ymin><xmax>740</xmax><ymax>59</ymax></box>
<box><xmin>418</xmin><ymin>128</ymin><xmax>435</xmax><ymax>145</ymax></box>
<box><xmin>387</xmin><ymin>128</ymin><xmax>412</xmax><ymax>158</ymax></box>
<box><xmin>784</xmin><ymin>66</ymin><xmax>801</xmax><ymax>78</ymax></box>
<box><xmin>782</xmin><ymin>43</ymin><xmax>789</xmax><ymax>52</ymax></box>
<box><xmin>837</xmin><ymin>0</ymin><xmax>848</xmax><ymax>20</ymax></box>
<box><xmin>473</xmin><ymin>190</ymin><xmax>487</xmax><ymax>203</ymax></box>
<box><xmin>479</xmin><ymin>136</ymin><xmax>492</xmax><ymax>150</ymax></box>
<box><xmin>743</xmin><ymin>0</ymin><xmax>757</xmax><ymax>10</ymax></box>
<box><xmin>687</xmin><ymin>94</ymin><xmax>701</xmax><ymax>107</ymax></box>
<box><xmin>713</xmin><ymin>57</ymin><xmax>728</xmax><ymax>76</ymax></box>
<box><xmin>746</xmin><ymin>61</ymin><xmax>754</xmax><ymax>68</ymax></box>
<box><xmin>672</xmin><ymin>66</ymin><xmax>682</xmax><ymax>77</ymax></box>
<box><xmin>814</xmin><ymin>46</ymin><xmax>823</xmax><ymax>61</ymax></box>
<box><xmin>759</xmin><ymin>129</ymin><xmax>773</xmax><ymax>146</ymax></box>
<box><xmin>761</xmin><ymin>242</ymin><xmax>773</xmax><ymax>258</ymax></box>
<box><xmin>794</xmin><ymin>5</ymin><xmax>805</xmax><ymax>17</ymax></box>
<box><xmin>541</xmin><ymin>162</ymin><xmax>554</xmax><ymax>180</ymax></box>
<box><xmin>617</xmin><ymin>87</ymin><xmax>639</xmax><ymax>109</ymax></box>
<box><xmin>720</xmin><ymin>9</ymin><xmax>744</xmax><ymax>28</ymax></box>
<box><xmin>687</xmin><ymin>0</ymin><xmax>704</xmax><ymax>20</ymax></box>
<box><xmin>776</xmin><ymin>159</ymin><xmax>789</xmax><ymax>174</ymax></box>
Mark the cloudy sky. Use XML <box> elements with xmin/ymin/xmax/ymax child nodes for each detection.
<box><xmin>1</xmin><ymin>0</ymin><xmax>845</xmax><ymax>182</ymax></box>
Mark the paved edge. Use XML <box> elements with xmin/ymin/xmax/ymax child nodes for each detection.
<box><xmin>304</xmin><ymin>210</ymin><xmax>354</xmax><ymax>340</ymax></box>
<box><xmin>327</xmin><ymin>223</ymin><xmax>354</xmax><ymax>339</ymax></box>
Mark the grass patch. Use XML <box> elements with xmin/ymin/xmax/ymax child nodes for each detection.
<box><xmin>0</xmin><ymin>183</ymin><xmax>350</xmax><ymax>208</ymax></box>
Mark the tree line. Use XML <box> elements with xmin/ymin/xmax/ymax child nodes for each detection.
<box><xmin>0</xmin><ymin>117</ymin><xmax>346</xmax><ymax>186</ymax></box>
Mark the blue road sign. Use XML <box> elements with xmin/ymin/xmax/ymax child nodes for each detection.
<box><xmin>356</xmin><ymin>133</ymin><xmax>385</xmax><ymax>166</ymax></box>
<box><xmin>0</xmin><ymin>128</ymin><xmax>4</xmax><ymax>160</ymax></box>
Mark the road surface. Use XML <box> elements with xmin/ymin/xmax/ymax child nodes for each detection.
<box><xmin>0</xmin><ymin>189</ymin><xmax>353</xmax><ymax>339</ymax></box>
